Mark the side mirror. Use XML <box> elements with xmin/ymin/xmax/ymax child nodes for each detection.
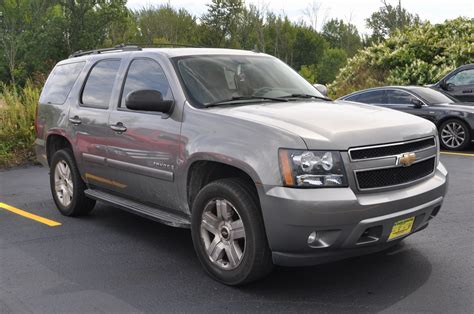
<box><xmin>411</xmin><ymin>98</ymin><xmax>423</xmax><ymax>108</ymax></box>
<box><xmin>313</xmin><ymin>84</ymin><xmax>328</xmax><ymax>97</ymax></box>
<box><xmin>125</xmin><ymin>90</ymin><xmax>173</xmax><ymax>114</ymax></box>
<box><xmin>440</xmin><ymin>81</ymin><xmax>454</xmax><ymax>91</ymax></box>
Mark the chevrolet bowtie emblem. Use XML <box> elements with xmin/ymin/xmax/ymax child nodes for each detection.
<box><xmin>397</xmin><ymin>152</ymin><xmax>417</xmax><ymax>167</ymax></box>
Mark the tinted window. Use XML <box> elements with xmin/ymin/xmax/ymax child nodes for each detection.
<box><xmin>174</xmin><ymin>55</ymin><xmax>323</xmax><ymax>107</ymax></box>
<box><xmin>121</xmin><ymin>59</ymin><xmax>173</xmax><ymax>108</ymax></box>
<box><xmin>447</xmin><ymin>68</ymin><xmax>474</xmax><ymax>86</ymax></box>
<box><xmin>82</xmin><ymin>59</ymin><xmax>121</xmax><ymax>108</ymax></box>
<box><xmin>346</xmin><ymin>90</ymin><xmax>386</xmax><ymax>104</ymax></box>
<box><xmin>386</xmin><ymin>90</ymin><xmax>416</xmax><ymax>105</ymax></box>
<box><xmin>40</xmin><ymin>62</ymin><xmax>85</xmax><ymax>104</ymax></box>
<box><xmin>411</xmin><ymin>87</ymin><xmax>455</xmax><ymax>104</ymax></box>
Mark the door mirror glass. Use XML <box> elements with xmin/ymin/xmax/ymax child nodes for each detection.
<box><xmin>411</xmin><ymin>98</ymin><xmax>423</xmax><ymax>108</ymax></box>
<box><xmin>313</xmin><ymin>84</ymin><xmax>328</xmax><ymax>96</ymax></box>
<box><xmin>125</xmin><ymin>90</ymin><xmax>173</xmax><ymax>113</ymax></box>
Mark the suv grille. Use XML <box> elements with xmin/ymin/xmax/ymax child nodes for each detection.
<box><xmin>356</xmin><ymin>157</ymin><xmax>436</xmax><ymax>189</ymax></box>
<box><xmin>350</xmin><ymin>138</ymin><xmax>435</xmax><ymax>160</ymax></box>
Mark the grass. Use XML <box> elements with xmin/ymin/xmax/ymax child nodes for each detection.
<box><xmin>0</xmin><ymin>82</ymin><xmax>40</xmax><ymax>168</ymax></box>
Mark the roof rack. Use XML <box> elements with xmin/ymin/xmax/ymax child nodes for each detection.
<box><xmin>68</xmin><ymin>44</ymin><xmax>142</xmax><ymax>58</ymax></box>
<box><xmin>68</xmin><ymin>43</ymin><xmax>204</xmax><ymax>58</ymax></box>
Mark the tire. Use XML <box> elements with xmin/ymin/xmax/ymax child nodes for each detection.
<box><xmin>191</xmin><ymin>178</ymin><xmax>273</xmax><ymax>285</ymax></box>
<box><xmin>50</xmin><ymin>149</ymin><xmax>95</xmax><ymax>216</ymax></box>
<box><xmin>439</xmin><ymin>119</ymin><xmax>471</xmax><ymax>151</ymax></box>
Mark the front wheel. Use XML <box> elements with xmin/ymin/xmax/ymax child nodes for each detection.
<box><xmin>191</xmin><ymin>178</ymin><xmax>273</xmax><ymax>285</ymax></box>
<box><xmin>439</xmin><ymin>119</ymin><xmax>471</xmax><ymax>150</ymax></box>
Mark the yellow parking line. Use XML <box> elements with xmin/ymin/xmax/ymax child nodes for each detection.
<box><xmin>440</xmin><ymin>151</ymin><xmax>474</xmax><ymax>157</ymax></box>
<box><xmin>0</xmin><ymin>202</ymin><xmax>61</xmax><ymax>227</ymax></box>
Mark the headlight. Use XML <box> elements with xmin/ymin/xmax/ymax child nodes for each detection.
<box><xmin>279</xmin><ymin>149</ymin><xmax>348</xmax><ymax>187</ymax></box>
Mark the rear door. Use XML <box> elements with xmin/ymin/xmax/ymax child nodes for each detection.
<box><xmin>106</xmin><ymin>57</ymin><xmax>181</xmax><ymax>209</ymax></box>
<box><xmin>445</xmin><ymin>68</ymin><xmax>474</xmax><ymax>102</ymax></box>
<box><xmin>68</xmin><ymin>58</ymin><xmax>123</xmax><ymax>191</ymax></box>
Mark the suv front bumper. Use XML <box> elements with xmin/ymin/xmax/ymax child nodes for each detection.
<box><xmin>258</xmin><ymin>162</ymin><xmax>448</xmax><ymax>266</ymax></box>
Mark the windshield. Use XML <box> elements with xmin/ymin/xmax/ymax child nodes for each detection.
<box><xmin>173</xmin><ymin>54</ymin><xmax>324</xmax><ymax>107</ymax></box>
<box><xmin>412</xmin><ymin>87</ymin><xmax>457</xmax><ymax>104</ymax></box>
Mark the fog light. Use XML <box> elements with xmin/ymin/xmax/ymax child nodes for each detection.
<box><xmin>307</xmin><ymin>230</ymin><xmax>341</xmax><ymax>248</ymax></box>
<box><xmin>308</xmin><ymin>231</ymin><xmax>319</xmax><ymax>244</ymax></box>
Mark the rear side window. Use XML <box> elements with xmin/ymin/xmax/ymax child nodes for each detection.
<box><xmin>346</xmin><ymin>90</ymin><xmax>386</xmax><ymax>104</ymax></box>
<box><xmin>81</xmin><ymin>59</ymin><xmax>121</xmax><ymax>108</ymax></box>
<box><xmin>40</xmin><ymin>62</ymin><xmax>85</xmax><ymax>105</ymax></box>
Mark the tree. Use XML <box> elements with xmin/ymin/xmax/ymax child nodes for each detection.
<box><xmin>59</xmin><ymin>0</ymin><xmax>129</xmax><ymax>54</ymax></box>
<box><xmin>317</xmin><ymin>48</ymin><xmax>347</xmax><ymax>84</ymax></box>
<box><xmin>322</xmin><ymin>19</ymin><xmax>362</xmax><ymax>57</ymax></box>
<box><xmin>200</xmin><ymin>0</ymin><xmax>244</xmax><ymax>47</ymax></box>
<box><xmin>134</xmin><ymin>4</ymin><xmax>197</xmax><ymax>45</ymax></box>
<box><xmin>292</xmin><ymin>27</ymin><xmax>328</xmax><ymax>71</ymax></box>
<box><xmin>329</xmin><ymin>18</ymin><xmax>474</xmax><ymax>98</ymax></box>
<box><xmin>366</xmin><ymin>0</ymin><xmax>420</xmax><ymax>42</ymax></box>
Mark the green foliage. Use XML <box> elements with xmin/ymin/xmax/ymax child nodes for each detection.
<box><xmin>322</xmin><ymin>19</ymin><xmax>362</xmax><ymax>57</ymax></box>
<box><xmin>366</xmin><ymin>0</ymin><xmax>421</xmax><ymax>42</ymax></box>
<box><xmin>329</xmin><ymin>18</ymin><xmax>474</xmax><ymax>98</ymax></box>
<box><xmin>317</xmin><ymin>48</ymin><xmax>347</xmax><ymax>85</ymax></box>
<box><xmin>134</xmin><ymin>4</ymin><xmax>198</xmax><ymax>45</ymax></box>
<box><xmin>200</xmin><ymin>0</ymin><xmax>244</xmax><ymax>47</ymax></box>
<box><xmin>0</xmin><ymin>82</ymin><xmax>40</xmax><ymax>167</ymax></box>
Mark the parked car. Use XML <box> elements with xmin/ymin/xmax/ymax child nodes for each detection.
<box><xmin>339</xmin><ymin>86</ymin><xmax>474</xmax><ymax>150</ymax></box>
<box><xmin>430</xmin><ymin>64</ymin><xmax>474</xmax><ymax>102</ymax></box>
<box><xmin>36</xmin><ymin>46</ymin><xmax>447</xmax><ymax>285</ymax></box>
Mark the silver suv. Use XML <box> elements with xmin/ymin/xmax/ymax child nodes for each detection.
<box><xmin>36</xmin><ymin>46</ymin><xmax>448</xmax><ymax>285</ymax></box>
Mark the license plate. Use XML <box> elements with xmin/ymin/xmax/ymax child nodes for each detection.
<box><xmin>389</xmin><ymin>217</ymin><xmax>415</xmax><ymax>240</ymax></box>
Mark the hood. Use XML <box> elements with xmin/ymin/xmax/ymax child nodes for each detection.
<box><xmin>436</xmin><ymin>102</ymin><xmax>474</xmax><ymax>113</ymax></box>
<box><xmin>209</xmin><ymin>100</ymin><xmax>437</xmax><ymax>150</ymax></box>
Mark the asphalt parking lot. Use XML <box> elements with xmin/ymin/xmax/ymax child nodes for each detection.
<box><xmin>1</xmin><ymin>152</ymin><xmax>473</xmax><ymax>313</ymax></box>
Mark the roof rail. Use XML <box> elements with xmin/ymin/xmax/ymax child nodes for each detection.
<box><xmin>68</xmin><ymin>44</ymin><xmax>142</xmax><ymax>58</ymax></box>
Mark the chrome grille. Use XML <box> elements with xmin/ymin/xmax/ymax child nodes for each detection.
<box><xmin>349</xmin><ymin>137</ymin><xmax>437</xmax><ymax>190</ymax></box>
<box><xmin>350</xmin><ymin>138</ymin><xmax>435</xmax><ymax>161</ymax></box>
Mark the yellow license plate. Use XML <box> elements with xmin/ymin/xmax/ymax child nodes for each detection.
<box><xmin>389</xmin><ymin>217</ymin><xmax>415</xmax><ymax>240</ymax></box>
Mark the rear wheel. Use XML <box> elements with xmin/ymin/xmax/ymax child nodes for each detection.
<box><xmin>50</xmin><ymin>149</ymin><xmax>95</xmax><ymax>216</ymax></box>
<box><xmin>191</xmin><ymin>178</ymin><xmax>273</xmax><ymax>285</ymax></box>
<box><xmin>439</xmin><ymin>119</ymin><xmax>471</xmax><ymax>150</ymax></box>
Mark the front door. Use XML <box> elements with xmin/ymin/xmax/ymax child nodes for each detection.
<box><xmin>445</xmin><ymin>68</ymin><xmax>474</xmax><ymax>102</ymax></box>
<box><xmin>106</xmin><ymin>58</ymin><xmax>181</xmax><ymax>210</ymax></box>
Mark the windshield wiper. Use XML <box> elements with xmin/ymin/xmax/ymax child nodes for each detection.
<box><xmin>205</xmin><ymin>96</ymin><xmax>289</xmax><ymax>108</ymax></box>
<box><xmin>280</xmin><ymin>93</ymin><xmax>332</xmax><ymax>101</ymax></box>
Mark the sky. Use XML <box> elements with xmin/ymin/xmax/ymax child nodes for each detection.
<box><xmin>126</xmin><ymin>0</ymin><xmax>474</xmax><ymax>35</ymax></box>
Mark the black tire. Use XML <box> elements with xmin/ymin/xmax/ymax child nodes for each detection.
<box><xmin>439</xmin><ymin>119</ymin><xmax>471</xmax><ymax>151</ymax></box>
<box><xmin>50</xmin><ymin>149</ymin><xmax>95</xmax><ymax>216</ymax></box>
<box><xmin>191</xmin><ymin>178</ymin><xmax>273</xmax><ymax>285</ymax></box>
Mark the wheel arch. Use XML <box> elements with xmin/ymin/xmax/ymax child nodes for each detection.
<box><xmin>186</xmin><ymin>159</ymin><xmax>261</xmax><ymax>211</ymax></box>
<box><xmin>46</xmin><ymin>133</ymin><xmax>73</xmax><ymax>166</ymax></box>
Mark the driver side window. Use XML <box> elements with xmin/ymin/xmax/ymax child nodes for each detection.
<box><xmin>121</xmin><ymin>59</ymin><xmax>173</xmax><ymax>108</ymax></box>
<box><xmin>447</xmin><ymin>69</ymin><xmax>474</xmax><ymax>86</ymax></box>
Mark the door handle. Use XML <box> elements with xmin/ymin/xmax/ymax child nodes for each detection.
<box><xmin>110</xmin><ymin>122</ymin><xmax>127</xmax><ymax>133</ymax></box>
<box><xmin>69</xmin><ymin>116</ymin><xmax>82</xmax><ymax>125</ymax></box>
<box><xmin>462</xmin><ymin>89</ymin><xmax>473</xmax><ymax>93</ymax></box>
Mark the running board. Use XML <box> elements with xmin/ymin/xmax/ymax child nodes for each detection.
<box><xmin>84</xmin><ymin>189</ymin><xmax>190</xmax><ymax>228</ymax></box>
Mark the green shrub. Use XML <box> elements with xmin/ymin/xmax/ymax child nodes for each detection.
<box><xmin>329</xmin><ymin>17</ymin><xmax>474</xmax><ymax>98</ymax></box>
<box><xmin>0</xmin><ymin>82</ymin><xmax>40</xmax><ymax>167</ymax></box>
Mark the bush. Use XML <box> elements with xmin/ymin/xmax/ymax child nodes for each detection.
<box><xmin>0</xmin><ymin>82</ymin><xmax>40</xmax><ymax>167</ymax></box>
<box><xmin>329</xmin><ymin>17</ymin><xmax>474</xmax><ymax>98</ymax></box>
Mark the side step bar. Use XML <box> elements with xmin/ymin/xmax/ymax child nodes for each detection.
<box><xmin>84</xmin><ymin>189</ymin><xmax>190</xmax><ymax>228</ymax></box>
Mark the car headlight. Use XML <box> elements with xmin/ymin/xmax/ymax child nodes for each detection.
<box><xmin>279</xmin><ymin>149</ymin><xmax>348</xmax><ymax>187</ymax></box>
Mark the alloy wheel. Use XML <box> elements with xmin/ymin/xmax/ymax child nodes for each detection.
<box><xmin>54</xmin><ymin>160</ymin><xmax>73</xmax><ymax>207</ymax></box>
<box><xmin>200</xmin><ymin>199</ymin><xmax>246</xmax><ymax>270</ymax></box>
<box><xmin>441</xmin><ymin>121</ymin><xmax>466</xmax><ymax>149</ymax></box>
